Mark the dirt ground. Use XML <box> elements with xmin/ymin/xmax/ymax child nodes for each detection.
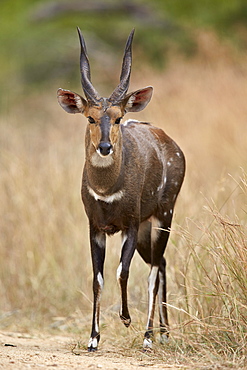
<box><xmin>0</xmin><ymin>332</ymin><xmax>183</xmax><ymax>370</ymax></box>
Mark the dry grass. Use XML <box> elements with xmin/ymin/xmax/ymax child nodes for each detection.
<box><xmin>0</xmin><ymin>41</ymin><xmax>247</xmax><ymax>367</ymax></box>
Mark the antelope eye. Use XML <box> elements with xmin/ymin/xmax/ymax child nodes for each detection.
<box><xmin>88</xmin><ymin>116</ymin><xmax>95</xmax><ymax>124</ymax></box>
<box><xmin>115</xmin><ymin>117</ymin><xmax>122</xmax><ymax>124</ymax></box>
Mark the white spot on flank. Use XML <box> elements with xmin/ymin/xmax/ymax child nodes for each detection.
<box><xmin>90</xmin><ymin>151</ymin><xmax>114</xmax><ymax>167</ymax></box>
<box><xmin>167</xmin><ymin>161</ymin><xmax>171</xmax><ymax>166</ymax></box>
<box><xmin>176</xmin><ymin>152</ymin><xmax>181</xmax><ymax>157</ymax></box>
<box><xmin>88</xmin><ymin>186</ymin><xmax>124</xmax><ymax>203</ymax></box>
<box><xmin>157</xmin><ymin>184</ymin><xmax>163</xmax><ymax>192</ymax></box>
<box><xmin>164</xmin><ymin>211</ymin><xmax>167</xmax><ymax>217</ymax></box>
<box><xmin>170</xmin><ymin>209</ymin><xmax>173</xmax><ymax>214</ymax></box>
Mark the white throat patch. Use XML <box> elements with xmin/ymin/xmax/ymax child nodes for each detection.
<box><xmin>90</xmin><ymin>151</ymin><xmax>114</xmax><ymax>168</ymax></box>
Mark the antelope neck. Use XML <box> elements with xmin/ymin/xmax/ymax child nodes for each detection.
<box><xmin>86</xmin><ymin>148</ymin><xmax>124</xmax><ymax>197</ymax></box>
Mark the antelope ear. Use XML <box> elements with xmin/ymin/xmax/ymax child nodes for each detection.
<box><xmin>57</xmin><ymin>88</ymin><xmax>88</xmax><ymax>114</ymax></box>
<box><xmin>123</xmin><ymin>86</ymin><xmax>153</xmax><ymax>113</ymax></box>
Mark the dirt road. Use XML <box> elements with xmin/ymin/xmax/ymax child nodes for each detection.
<box><xmin>0</xmin><ymin>332</ymin><xmax>182</xmax><ymax>369</ymax></box>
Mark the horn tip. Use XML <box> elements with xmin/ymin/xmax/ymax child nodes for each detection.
<box><xmin>77</xmin><ymin>27</ymin><xmax>87</xmax><ymax>52</ymax></box>
<box><xmin>126</xmin><ymin>28</ymin><xmax>135</xmax><ymax>50</ymax></box>
<box><xmin>77</xmin><ymin>27</ymin><xmax>83</xmax><ymax>41</ymax></box>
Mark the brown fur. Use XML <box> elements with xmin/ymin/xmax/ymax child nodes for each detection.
<box><xmin>57</xmin><ymin>30</ymin><xmax>185</xmax><ymax>352</ymax></box>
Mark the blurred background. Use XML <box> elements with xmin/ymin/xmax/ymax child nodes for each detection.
<box><xmin>0</xmin><ymin>0</ymin><xmax>246</xmax><ymax>364</ymax></box>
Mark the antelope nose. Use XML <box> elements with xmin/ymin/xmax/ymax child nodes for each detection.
<box><xmin>98</xmin><ymin>142</ymin><xmax>112</xmax><ymax>156</ymax></box>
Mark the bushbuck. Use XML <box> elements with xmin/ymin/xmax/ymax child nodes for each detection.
<box><xmin>57</xmin><ymin>28</ymin><xmax>185</xmax><ymax>351</ymax></box>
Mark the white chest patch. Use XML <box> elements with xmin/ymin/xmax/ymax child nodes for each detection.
<box><xmin>88</xmin><ymin>186</ymin><xmax>124</xmax><ymax>203</ymax></box>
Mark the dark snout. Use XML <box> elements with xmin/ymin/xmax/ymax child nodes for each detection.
<box><xmin>98</xmin><ymin>142</ymin><xmax>112</xmax><ymax>156</ymax></box>
<box><xmin>98</xmin><ymin>114</ymin><xmax>113</xmax><ymax>156</ymax></box>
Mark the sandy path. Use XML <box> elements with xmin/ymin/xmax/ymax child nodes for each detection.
<box><xmin>0</xmin><ymin>332</ymin><xmax>181</xmax><ymax>369</ymax></box>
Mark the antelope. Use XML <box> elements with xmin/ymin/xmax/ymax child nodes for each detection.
<box><xmin>57</xmin><ymin>28</ymin><xmax>185</xmax><ymax>351</ymax></box>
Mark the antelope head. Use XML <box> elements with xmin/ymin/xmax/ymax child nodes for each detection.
<box><xmin>57</xmin><ymin>28</ymin><xmax>153</xmax><ymax>162</ymax></box>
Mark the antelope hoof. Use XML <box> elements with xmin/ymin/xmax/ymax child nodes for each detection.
<box><xmin>120</xmin><ymin>314</ymin><xmax>131</xmax><ymax>327</ymax></box>
<box><xmin>143</xmin><ymin>337</ymin><xmax>153</xmax><ymax>350</ymax></box>
<box><xmin>160</xmin><ymin>333</ymin><xmax>169</xmax><ymax>345</ymax></box>
<box><xmin>88</xmin><ymin>337</ymin><xmax>98</xmax><ymax>352</ymax></box>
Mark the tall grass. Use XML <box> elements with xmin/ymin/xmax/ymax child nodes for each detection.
<box><xmin>0</xmin><ymin>43</ymin><xmax>246</xmax><ymax>366</ymax></box>
<box><xmin>166</xmin><ymin>201</ymin><xmax>247</xmax><ymax>366</ymax></box>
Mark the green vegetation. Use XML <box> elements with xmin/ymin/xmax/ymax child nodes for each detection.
<box><xmin>0</xmin><ymin>0</ymin><xmax>247</xmax><ymax>109</ymax></box>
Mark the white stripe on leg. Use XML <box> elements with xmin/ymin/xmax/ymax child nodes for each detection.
<box><xmin>147</xmin><ymin>266</ymin><xmax>159</xmax><ymax>324</ymax></box>
<box><xmin>143</xmin><ymin>266</ymin><xmax>159</xmax><ymax>349</ymax></box>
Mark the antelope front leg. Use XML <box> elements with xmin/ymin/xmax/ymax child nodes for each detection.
<box><xmin>117</xmin><ymin>228</ymin><xmax>137</xmax><ymax>327</ymax></box>
<box><xmin>88</xmin><ymin>226</ymin><xmax>106</xmax><ymax>352</ymax></box>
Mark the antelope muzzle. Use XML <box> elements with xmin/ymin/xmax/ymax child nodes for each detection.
<box><xmin>98</xmin><ymin>115</ymin><xmax>113</xmax><ymax>156</ymax></box>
